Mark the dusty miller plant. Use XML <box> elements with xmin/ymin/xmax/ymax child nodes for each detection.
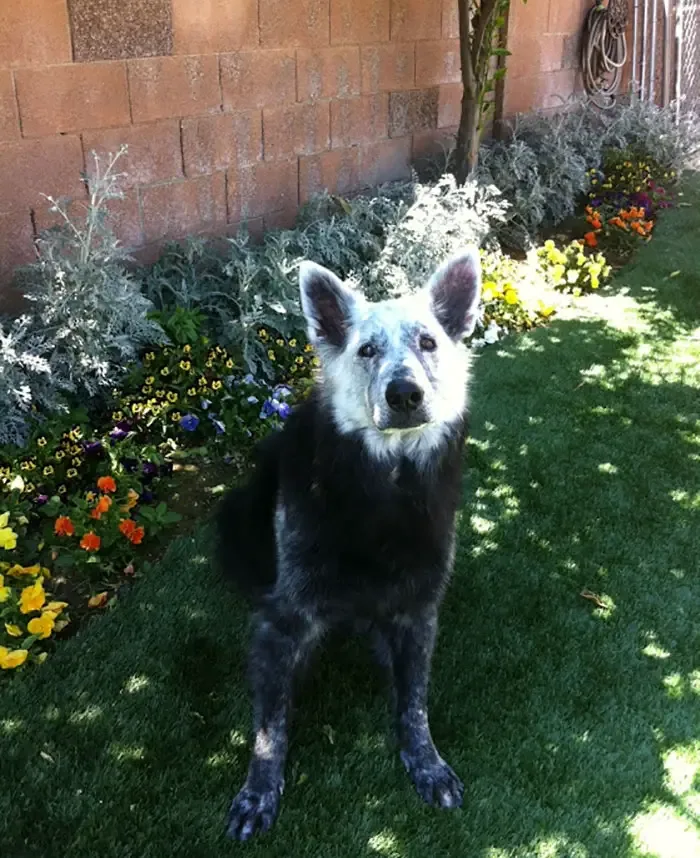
<box><xmin>0</xmin><ymin>315</ymin><xmax>66</xmax><ymax>447</ymax></box>
<box><xmin>18</xmin><ymin>146</ymin><xmax>164</xmax><ymax>398</ymax></box>
<box><xmin>363</xmin><ymin>174</ymin><xmax>508</xmax><ymax>300</ymax></box>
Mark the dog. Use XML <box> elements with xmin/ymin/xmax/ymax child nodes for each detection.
<box><xmin>216</xmin><ymin>247</ymin><xmax>482</xmax><ymax>841</ymax></box>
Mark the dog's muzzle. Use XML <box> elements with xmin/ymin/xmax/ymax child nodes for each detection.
<box><xmin>382</xmin><ymin>378</ymin><xmax>429</xmax><ymax>429</ymax></box>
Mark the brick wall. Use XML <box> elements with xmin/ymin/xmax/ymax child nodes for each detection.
<box><xmin>501</xmin><ymin>0</ymin><xmax>589</xmax><ymax>116</ymax></box>
<box><xmin>0</xmin><ymin>0</ymin><xmax>591</xmax><ymax>294</ymax></box>
<box><xmin>0</xmin><ymin>0</ymin><xmax>463</xmax><ymax>291</ymax></box>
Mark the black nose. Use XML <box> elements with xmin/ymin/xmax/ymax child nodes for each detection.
<box><xmin>385</xmin><ymin>379</ymin><xmax>424</xmax><ymax>413</ymax></box>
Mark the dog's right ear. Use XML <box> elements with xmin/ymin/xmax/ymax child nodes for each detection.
<box><xmin>299</xmin><ymin>261</ymin><xmax>359</xmax><ymax>350</ymax></box>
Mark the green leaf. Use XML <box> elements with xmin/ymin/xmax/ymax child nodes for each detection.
<box><xmin>22</xmin><ymin>634</ymin><xmax>38</xmax><ymax>649</ymax></box>
<box><xmin>491</xmin><ymin>48</ymin><xmax>512</xmax><ymax>57</ymax></box>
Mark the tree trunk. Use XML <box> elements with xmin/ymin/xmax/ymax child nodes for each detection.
<box><xmin>454</xmin><ymin>0</ymin><xmax>479</xmax><ymax>184</ymax></box>
<box><xmin>454</xmin><ymin>92</ymin><xmax>480</xmax><ymax>184</ymax></box>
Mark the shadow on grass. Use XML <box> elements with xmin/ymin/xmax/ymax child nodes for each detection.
<box><xmin>1</xmin><ymin>316</ymin><xmax>698</xmax><ymax>858</ymax></box>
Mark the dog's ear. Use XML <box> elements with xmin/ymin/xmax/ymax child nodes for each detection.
<box><xmin>426</xmin><ymin>247</ymin><xmax>482</xmax><ymax>341</ymax></box>
<box><xmin>299</xmin><ymin>261</ymin><xmax>359</xmax><ymax>349</ymax></box>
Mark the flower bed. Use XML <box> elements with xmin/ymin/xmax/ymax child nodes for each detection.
<box><xmin>0</xmin><ymin>99</ymin><xmax>691</xmax><ymax>673</ymax></box>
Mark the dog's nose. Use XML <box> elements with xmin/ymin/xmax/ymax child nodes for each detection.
<box><xmin>385</xmin><ymin>379</ymin><xmax>424</xmax><ymax>413</ymax></box>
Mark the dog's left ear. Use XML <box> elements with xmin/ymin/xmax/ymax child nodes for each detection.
<box><xmin>426</xmin><ymin>247</ymin><xmax>482</xmax><ymax>341</ymax></box>
<box><xmin>299</xmin><ymin>261</ymin><xmax>360</xmax><ymax>350</ymax></box>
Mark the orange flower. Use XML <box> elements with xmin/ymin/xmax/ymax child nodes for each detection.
<box><xmin>119</xmin><ymin>518</ymin><xmax>145</xmax><ymax>545</ymax></box>
<box><xmin>97</xmin><ymin>476</ymin><xmax>117</xmax><ymax>493</ymax></box>
<box><xmin>590</xmin><ymin>217</ymin><xmax>602</xmax><ymax>230</ymax></box>
<box><xmin>90</xmin><ymin>495</ymin><xmax>112</xmax><ymax>520</ymax></box>
<box><xmin>54</xmin><ymin>516</ymin><xmax>75</xmax><ymax>537</ymax></box>
<box><xmin>80</xmin><ymin>532</ymin><xmax>101</xmax><ymax>552</ymax></box>
<box><xmin>583</xmin><ymin>231</ymin><xmax>598</xmax><ymax>248</ymax></box>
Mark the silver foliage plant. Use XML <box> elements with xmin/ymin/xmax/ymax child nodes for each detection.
<box><xmin>0</xmin><ymin>316</ymin><xmax>66</xmax><ymax>447</ymax></box>
<box><xmin>2</xmin><ymin>147</ymin><xmax>165</xmax><ymax>447</ymax></box>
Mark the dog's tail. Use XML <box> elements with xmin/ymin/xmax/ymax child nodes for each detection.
<box><xmin>215</xmin><ymin>429</ymin><xmax>282</xmax><ymax>602</ymax></box>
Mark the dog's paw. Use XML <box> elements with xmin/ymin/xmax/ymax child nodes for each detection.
<box><xmin>225</xmin><ymin>783</ymin><xmax>282</xmax><ymax>841</ymax></box>
<box><xmin>400</xmin><ymin>752</ymin><xmax>464</xmax><ymax>809</ymax></box>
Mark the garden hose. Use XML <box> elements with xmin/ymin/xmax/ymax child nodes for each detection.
<box><xmin>581</xmin><ymin>0</ymin><xmax>629</xmax><ymax>108</ymax></box>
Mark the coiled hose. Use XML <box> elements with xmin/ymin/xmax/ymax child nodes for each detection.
<box><xmin>581</xmin><ymin>0</ymin><xmax>629</xmax><ymax>108</ymax></box>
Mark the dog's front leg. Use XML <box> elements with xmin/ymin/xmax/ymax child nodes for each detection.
<box><xmin>226</xmin><ymin>605</ymin><xmax>320</xmax><ymax>841</ymax></box>
<box><xmin>385</xmin><ymin>606</ymin><xmax>464</xmax><ymax>810</ymax></box>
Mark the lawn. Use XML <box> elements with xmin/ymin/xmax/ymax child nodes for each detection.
<box><xmin>2</xmin><ymin>181</ymin><xmax>700</xmax><ymax>858</ymax></box>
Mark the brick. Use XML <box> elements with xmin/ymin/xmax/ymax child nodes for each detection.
<box><xmin>0</xmin><ymin>137</ymin><xmax>85</xmax><ymax>212</ymax></box>
<box><xmin>83</xmin><ymin>121</ymin><xmax>183</xmax><ymax>190</ymax></box>
<box><xmin>264</xmin><ymin>208</ymin><xmax>298</xmax><ymax>231</ymax></box>
<box><xmin>442</xmin><ymin>0</ymin><xmax>460</xmax><ymax>39</ymax></box>
<box><xmin>388</xmin><ymin>88</ymin><xmax>438</xmax><ymax>137</ymax></box>
<box><xmin>562</xmin><ymin>33</ymin><xmax>581</xmax><ymax>69</ymax></box>
<box><xmin>263</xmin><ymin>102</ymin><xmax>330</xmax><ymax>160</ymax></box>
<box><xmin>390</xmin><ymin>0</ymin><xmax>441</xmax><ymax>41</ymax></box>
<box><xmin>172</xmin><ymin>0</ymin><xmax>258</xmax><ymax>54</ymax></box>
<box><xmin>228</xmin><ymin>161</ymin><xmax>299</xmax><ymax>220</ymax></box>
<box><xmin>0</xmin><ymin>0</ymin><xmax>71</xmax><ymax>68</ymax></box>
<box><xmin>330</xmin><ymin>94</ymin><xmax>388</xmax><ymax>148</ymax></box>
<box><xmin>15</xmin><ymin>63</ymin><xmax>130</xmax><ymax>137</ymax></box>
<box><xmin>361</xmin><ymin>44</ymin><xmax>415</xmax><ymax>93</ymax></box>
<box><xmin>260</xmin><ymin>0</ymin><xmax>329</xmax><ymax>49</ymax></box>
<box><xmin>438</xmin><ymin>83</ymin><xmax>462</xmax><ymax>127</ymax></box>
<box><xmin>503</xmin><ymin>69</ymin><xmax>578</xmax><ymax>116</ymax></box>
<box><xmin>129</xmin><ymin>55</ymin><xmax>220</xmax><ymax>123</ymax></box>
<box><xmin>34</xmin><ymin>189</ymin><xmax>144</xmax><ymax>248</ymax></box>
<box><xmin>548</xmin><ymin>0</ymin><xmax>587</xmax><ymax>35</ymax></box>
<box><xmin>0</xmin><ymin>212</ymin><xmax>35</xmax><ymax>290</ymax></box>
<box><xmin>69</xmin><ymin>0</ymin><xmax>172</xmax><ymax>61</ymax></box>
<box><xmin>330</xmin><ymin>0</ymin><xmax>390</xmax><ymax>45</ymax></box>
<box><xmin>299</xmin><ymin>148</ymin><xmax>360</xmax><ymax>203</ymax></box>
<box><xmin>141</xmin><ymin>173</ymin><xmax>227</xmax><ymax>243</ymax></box>
<box><xmin>412</xmin><ymin>127</ymin><xmax>456</xmax><ymax>163</ymax></box>
<box><xmin>227</xmin><ymin>217</ymin><xmax>265</xmax><ymax>244</ymax></box>
<box><xmin>221</xmin><ymin>51</ymin><xmax>297</xmax><ymax>110</ymax></box>
<box><xmin>505</xmin><ymin>34</ymin><xmax>564</xmax><ymax>80</ymax></box>
<box><xmin>416</xmin><ymin>40</ymin><xmax>461</xmax><ymax>86</ymax></box>
<box><xmin>182</xmin><ymin>112</ymin><xmax>262</xmax><ymax>177</ymax></box>
<box><xmin>297</xmin><ymin>47</ymin><xmax>361</xmax><ymax>101</ymax></box>
<box><xmin>0</xmin><ymin>71</ymin><xmax>19</xmax><ymax>142</ymax></box>
<box><xmin>359</xmin><ymin>137</ymin><xmax>412</xmax><ymax>187</ymax></box>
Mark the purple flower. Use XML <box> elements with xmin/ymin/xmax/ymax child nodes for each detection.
<box><xmin>259</xmin><ymin>399</ymin><xmax>277</xmax><ymax>419</ymax></box>
<box><xmin>180</xmin><ymin>413</ymin><xmax>200</xmax><ymax>432</ymax></box>
<box><xmin>142</xmin><ymin>461</ymin><xmax>158</xmax><ymax>479</ymax></box>
<box><xmin>273</xmin><ymin>385</ymin><xmax>292</xmax><ymax>400</ymax></box>
<box><xmin>200</xmin><ymin>399</ymin><xmax>211</xmax><ymax>411</ymax></box>
<box><xmin>33</xmin><ymin>494</ymin><xmax>49</xmax><ymax>505</ymax></box>
<box><xmin>82</xmin><ymin>440</ymin><xmax>104</xmax><ymax>457</ymax></box>
<box><xmin>109</xmin><ymin>426</ymin><xmax>128</xmax><ymax>442</ymax></box>
<box><xmin>141</xmin><ymin>489</ymin><xmax>154</xmax><ymax>504</ymax></box>
<box><xmin>277</xmin><ymin>402</ymin><xmax>291</xmax><ymax>420</ymax></box>
<box><xmin>243</xmin><ymin>373</ymin><xmax>256</xmax><ymax>386</ymax></box>
<box><xmin>246</xmin><ymin>395</ymin><xmax>259</xmax><ymax>405</ymax></box>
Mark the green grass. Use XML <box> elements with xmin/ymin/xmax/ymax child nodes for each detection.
<box><xmin>3</xmin><ymin>181</ymin><xmax>700</xmax><ymax>858</ymax></box>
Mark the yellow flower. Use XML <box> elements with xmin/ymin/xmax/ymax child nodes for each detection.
<box><xmin>7</xmin><ymin>563</ymin><xmax>40</xmax><ymax>577</ymax></box>
<box><xmin>5</xmin><ymin>623</ymin><xmax>22</xmax><ymax>637</ymax></box>
<box><xmin>145</xmin><ymin>352</ymin><xmax>156</xmax><ymax>362</ymax></box>
<box><xmin>28</xmin><ymin>613</ymin><xmax>55</xmax><ymax>639</ymax></box>
<box><xmin>225</xmin><ymin>359</ymin><xmax>234</xmax><ymax>369</ymax></box>
<box><xmin>295</xmin><ymin>356</ymin><xmax>304</xmax><ymax>365</ymax></box>
<box><xmin>267</xmin><ymin>350</ymin><xmax>276</xmax><ymax>362</ymax></box>
<box><xmin>276</xmin><ymin>338</ymin><xmax>285</xmax><ymax>347</ymax></box>
<box><xmin>182</xmin><ymin>344</ymin><xmax>192</xmax><ymax>354</ymax></box>
<box><xmin>211</xmin><ymin>380</ymin><xmax>222</xmax><ymax>391</ymax></box>
<box><xmin>37</xmin><ymin>437</ymin><xmax>47</xmax><ymax>447</ymax></box>
<box><xmin>45</xmin><ymin>601</ymin><xmax>68</xmax><ymax>615</ymax></box>
<box><xmin>0</xmin><ymin>648</ymin><xmax>28</xmax><ymax>670</ymax></box>
<box><xmin>66</xmin><ymin>468</ymin><xmax>78</xmax><ymax>479</ymax></box>
<box><xmin>289</xmin><ymin>339</ymin><xmax>297</xmax><ymax>348</ymax></box>
<box><xmin>160</xmin><ymin>367</ymin><xmax>170</xmax><ymax>377</ymax></box>
<box><xmin>20</xmin><ymin>580</ymin><xmax>46</xmax><ymax>614</ymax></box>
<box><xmin>120</xmin><ymin>489</ymin><xmax>139</xmax><ymax>513</ymax></box>
<box><xmin>43</xmin><ymin>466</ymin><xmax>55</xmax><ymax>476</ymax></box>
<box><xmin>179</xmin><ymin>361</ymin><xmax>191</xmax><ymax>371</ymax></box>
<box><xmin>187</xmin><ymin>387</ymin><xmax>197</xmax><ymax>396</ymax></box>
<box><xmin>504</xmin><ymin>289</ymin><xmax>519</xmax><ymax>305</ymax></box>
<box><xmin>0</xmin><ymin>513</ymin><xmax>18</xmax><ymax>550</ymax></box>
<box><xmin>311</xmin><ymin>357</ymin><xmax>320</xmax><ymax>367</ymax></box>
<box><xmin>167</xmin><ymin>392</ymin><xmax>178</xmax><ymax>403</ymax></box>
<box><xmin>55</xmin><ymin>450</ymin><xmax>65</xmax><ymax>461</ymax></box>
<box><xmin>112</xmin><ymin>411</ymin><xmax>124</xmax><ymax>421</ymax></box>
<box><xmin>258</xmin><ymin>328</ymin><xmax>268</xmax><ymax>341</ymax></box>
<box><xmin>0</xmin><ymin>574</ymin><xmax>10</xmax><ymax>603</ymax></box>
<box><xmin>304</xmin><ymin>344</ymin><xmax>314</xmax><ymax>353</ymax></box>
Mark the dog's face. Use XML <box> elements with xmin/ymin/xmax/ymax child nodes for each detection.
<box><xmin>299</xmin><ymin>250</ymin><xmax>481</xmax><ymax>457</ymax></box>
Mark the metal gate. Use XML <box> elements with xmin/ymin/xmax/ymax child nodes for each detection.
<box><xmin>628</xmin><ymin>0</ymin><xmax>700</xmax><ymax>115</ymax></box>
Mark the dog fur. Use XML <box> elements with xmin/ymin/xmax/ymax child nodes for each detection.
<box><xmin>216</xmin><ymin>248</ymin><xmax>482</xmax><ymax>840</ymax></box>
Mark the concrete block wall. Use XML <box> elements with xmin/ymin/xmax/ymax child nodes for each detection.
<box><xmin>0</xmin><ymin>0</ymin><xmax>592</xmax><ymax>291</ymax></box>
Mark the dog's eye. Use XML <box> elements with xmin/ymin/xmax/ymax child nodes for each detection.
<box><xmin>419</xmin><ymin>335</ymin><xmax>437</xmax><ymax>352</ymax></box>
<box><xmin>358</xmin><ymin>342</ymin><xmax>376</xmax><ymax>358</ymax></box>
